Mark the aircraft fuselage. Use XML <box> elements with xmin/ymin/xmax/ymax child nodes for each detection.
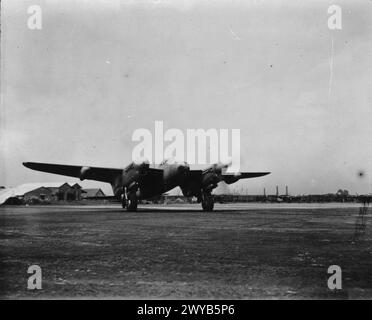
<box><xmin>112</xmin><ymin>159</ymin><xmax>190</xmax><ymax>200</ymax></box>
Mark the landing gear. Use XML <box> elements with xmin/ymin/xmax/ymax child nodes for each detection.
<box><xmin>201</xmin><ymin>192</ymin><xmax>214</xmax><ymax>211</ymax></box>
<box><xmin>121</xmin><ymin>194</ymin><xmax>127</xmax><ymax>209</ymax></box>
<box><xmin>121</xmin><ymin>188</ymin><xmax>138</xmax><ymax>212</ymax></box>
<box><xmin>126</xmin><ymin>192</ymin><xmax>138</xmax><ymax>212</ymax></box>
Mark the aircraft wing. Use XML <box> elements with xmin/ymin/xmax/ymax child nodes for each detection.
<box><xmin>222</xmin><ymin>172</ymin><xmax>270</xmax><ymax>184</ymax></box>
<box><xmin>23</xmin><ymin>162</ymin><xmax>123</xmax><ymax>183</ymax></box>
<box><xmin>186</xmin><ymin>169</ymin><xmax>270</xmax><ymax>187</ymax></box>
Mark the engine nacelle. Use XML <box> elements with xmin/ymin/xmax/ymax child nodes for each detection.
<box><xmin>134</xmin><ymin>161</ymin><xmax>149</xmax><ymax>174</ymax></box>
<box><xmin>201</xmin><ymin>163</ymin><xmax>227</xmax><ymax>188</ymax></box>
<box><xmin>203</xmin><ymin>183</ymin><xmax>218</xmax><ymax>193</ymax></box>
<box><xmin>79</xmin><ymin>166</ymin><xmax>91</xmax><ymax>181</ymax></box>
<box><xmin>127</xmin><ymin>159</ymin><xmax>150</xmax><ymax>174</ymax></box>
<box><xmin>202</xmin><ymin>171</ymin><xmax>219</xmax><ymax>187</ymax></box>
<box><xmin>122</xmin><ymin>160</ymin><xmax>149</xmax><ymax>187</ymax></box>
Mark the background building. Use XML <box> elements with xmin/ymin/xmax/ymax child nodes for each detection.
<box><xmin>0</xmin><ymin>182</ymin><xmax>84</xmax><ymax>204</ymax></box>
<box><xmin>81</xmin><ymin>188</ymin><xmax>106</xmax><ymax>199</ymax></box>
<box><xmin>23</xmin><ymin>187</ymin><xmax>53</xmax><ymax>202</ymax></box>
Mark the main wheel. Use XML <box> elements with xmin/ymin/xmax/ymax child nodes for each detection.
<box><xmin>121</xmin><ymin>194</ymin><xmax>127</xmax><ymax>209</ymax></box>
<box><xmin>126</xmin><ymin>192</ymin><xmax>138</xmax><ymax>212</ymax></box>
<box><xmin>201</xmin><ymin>192</ymin><xmax>214</xmax><ymax>211</ymax></box>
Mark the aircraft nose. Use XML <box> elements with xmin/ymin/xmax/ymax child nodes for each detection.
<box><xmin>177</xmin><ymin>163</ymin><xmax>190</xmax><ymax>175</ymax></box>
<box><xmin>137</xmin><ymin>161</ymin><xmax>150</xmax><ymax>175</ymax></box>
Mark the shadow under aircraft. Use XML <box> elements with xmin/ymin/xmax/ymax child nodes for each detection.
<box><xmin>23</xmin><ymin>159</ymin><xmax>270</xmax><ymax>211</ymax></box>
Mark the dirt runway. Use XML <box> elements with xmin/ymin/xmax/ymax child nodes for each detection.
<box><xmin>0</xmin><ymin>203</ymin><xmax>371</xmax><ymax>299</ymax></box>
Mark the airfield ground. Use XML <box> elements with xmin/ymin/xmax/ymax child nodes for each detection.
<box><xmin>0</xmin><ymin>203</ymin><xmax>371</xmax><ymax>299</ymax></box>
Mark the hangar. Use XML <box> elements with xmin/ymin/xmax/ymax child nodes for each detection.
<box><xmin>0</xmin><ymin>182</ymin><xmax>84</xmax><ymax>204</ymax></box>
<box><xmin>81</xmin><ymin>188</ymin><xmax>106</xmax><ymax>199</ymax></box>
<box><xmin>24</xmin><ymin>186</ymin><xmax>53</xmax><ymax>202</ymax></box>
<box><xmin>46</xmin><ymin>183</ymin><xmax>83</xmax><ymax>201</ymax></box>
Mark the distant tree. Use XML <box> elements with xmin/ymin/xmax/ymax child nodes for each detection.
<box><xmin>336</xmin><ymin>189</ymin><xmax>349</xmax><ymax>197</ymax></box>
<box><xmin>335</xmin><ymin>189</ymin><xmax>350</xmax><ymax>202</ymax></box>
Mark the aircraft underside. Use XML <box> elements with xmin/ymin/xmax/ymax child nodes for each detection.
<box><xmin>119</xmin><ymin>183</ymin><xmax>215</xmax><ymax>212</ymax></box>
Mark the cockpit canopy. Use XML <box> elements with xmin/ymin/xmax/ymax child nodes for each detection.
<box><xmin>159</xmin><ymin>158</ymin><xmax>188</xmax><ymax>166</ymax></box>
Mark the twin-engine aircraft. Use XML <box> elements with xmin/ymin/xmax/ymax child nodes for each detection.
<box><xmin>23</xmin><ymin>159</ymin><xmax>270</xmax><ymax>211</ymax></box>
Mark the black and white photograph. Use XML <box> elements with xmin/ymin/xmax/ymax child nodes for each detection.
<box><xmin>0</xmin><ymin>0</ymin><xmax>372</xmax><ymax>303</ymax></box>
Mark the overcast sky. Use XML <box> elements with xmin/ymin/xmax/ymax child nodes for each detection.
<box><xmin>1</xmin><ymin>0</ymin><xmax>372</xmax><ymax>195</ymax></box>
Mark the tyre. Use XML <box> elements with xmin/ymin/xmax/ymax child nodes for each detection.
<box><xmin>201</xmin><ymin>193</ymin><xmax>214</xmax><ymax>211</ymax></box>
<box><xmin>126</xmin><ymin>192</ymin><xmax>138</xmax><ymax>212</ymax></box>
